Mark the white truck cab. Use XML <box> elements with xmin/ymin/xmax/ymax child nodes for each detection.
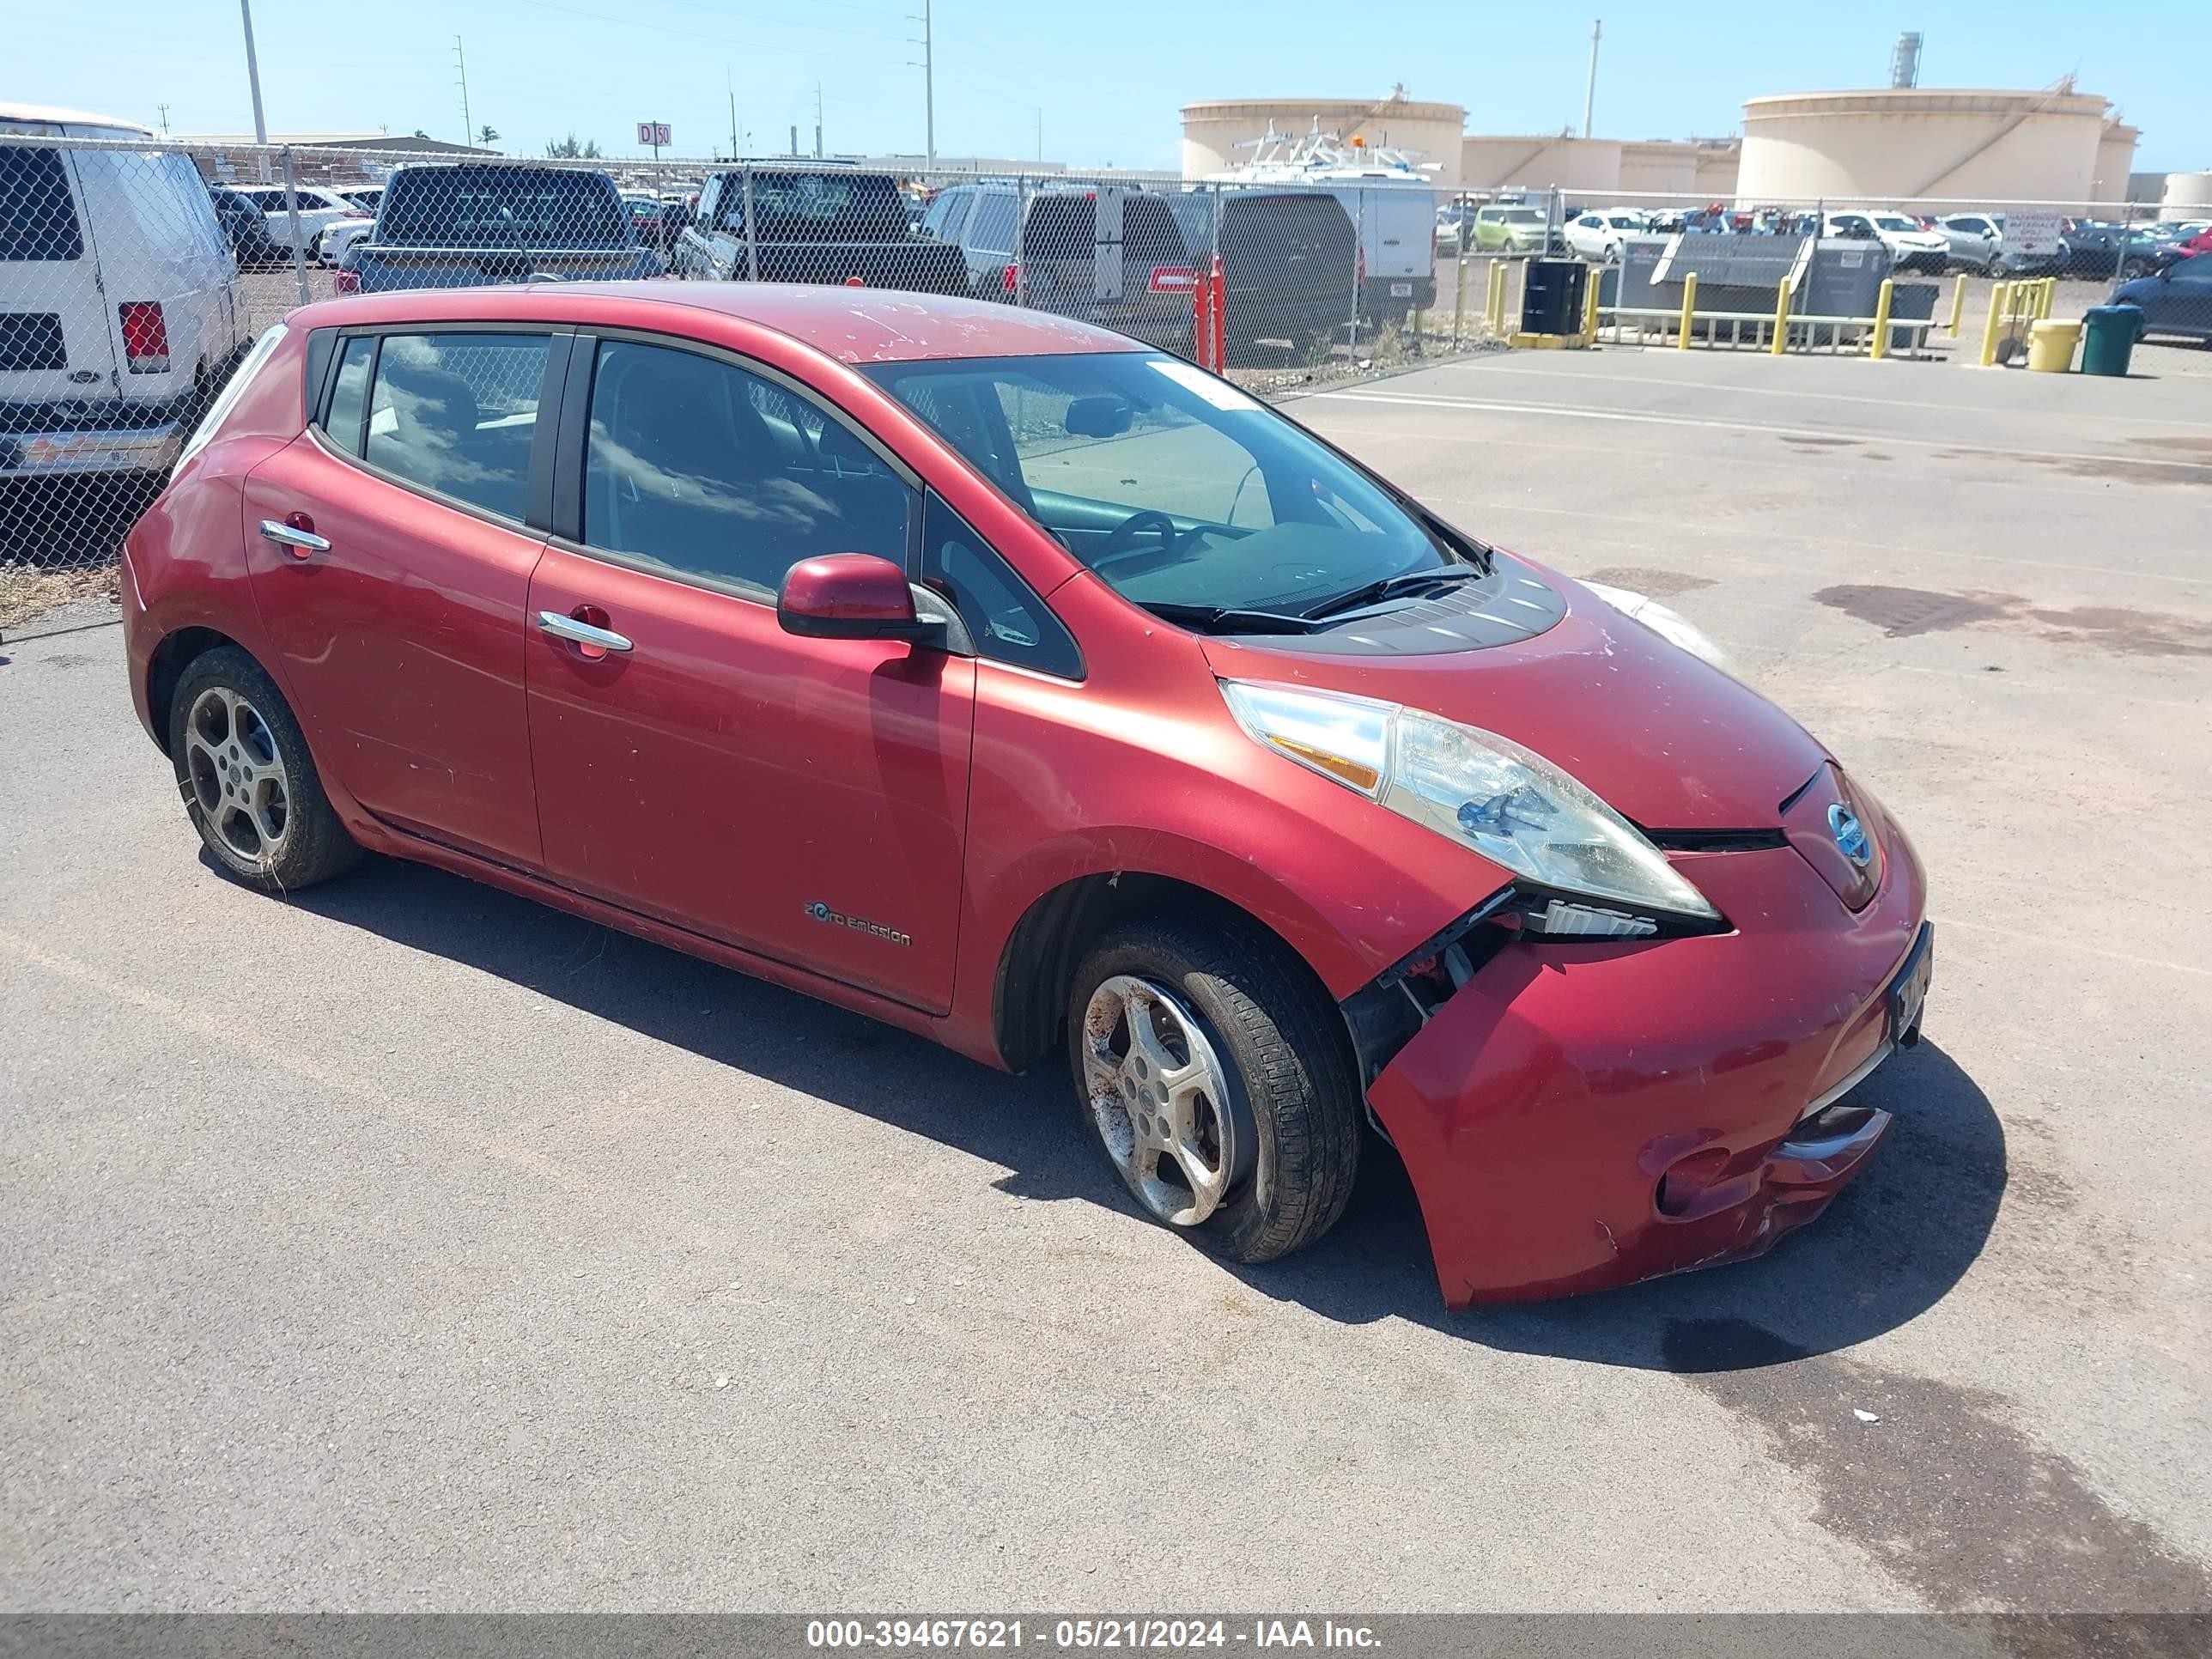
<box><xmin>1</xmin><ymin>104</ymin><xmax>250</xmax><ymax>479</ymax></box>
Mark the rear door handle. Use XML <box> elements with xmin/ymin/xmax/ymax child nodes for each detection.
<box><xmin>537</xmin><ymin>610</ymin><xmax>633</xmax><ymax>653</ymax></box>
<box><xmin>259</xmin><ymin>518</ymin><xmax>329</xmax><ymax>556</ymax></box>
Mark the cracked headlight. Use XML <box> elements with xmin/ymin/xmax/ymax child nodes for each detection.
<box><xmin>1220</xmin><ymin>679</ymin><xmax>1720</xmax><ymax>925</ymax></box>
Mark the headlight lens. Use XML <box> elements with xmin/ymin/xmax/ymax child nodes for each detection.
<box><xmin>1220</xmin><ymin>679</ymin><xmax>1720</xmax><ymax>923</ymax></box>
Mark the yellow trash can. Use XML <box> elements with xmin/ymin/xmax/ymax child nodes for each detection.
<box><xmin>2027</xmin><ymin>319</ymin><xmax>2083</xmax><ymax>374</ymax></box>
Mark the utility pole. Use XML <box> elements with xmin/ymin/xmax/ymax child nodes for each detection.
<box><xmin>1036</xmin><ymin>107</ymin><xmax>1042</xmax><ymax>163</ymax></box>
<box><xmin>238</xmin><ymin>0</ymin><xmax>271</xmax><ymax>179</ymax></box>
<box><xmin>454</xmin><ymin>36</ymin><xmax>473</xmax><ymax>148</ymax></box>
<box><xmin>1583</xmin><ymin>19</ymin><xmax>1601</xmax><ymax>140</ymax></box>
<box><xmin>156</xmin><ymin>103</ymin><xmax>170</xmax><ymax>138</ymax></box>
<box><xmin>908</xmin><ymin>0</ymin><xmax>933</xmax><ymax>167</ymax></box>
<box><xmin>814</xmin><ymin>82</ymin><xmax>823</xmax><ymax>159</ymax></box>
<box><xmin>727</xmin><ymin>72</ymin><xmax>738</xmax><ymax>160</ymax></box>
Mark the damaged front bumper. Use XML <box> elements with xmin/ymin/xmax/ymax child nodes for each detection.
<box><xmin>1364</xmin><ymin>826</ymin><xmax>1929</xmax><ymax>1307</ymax></box>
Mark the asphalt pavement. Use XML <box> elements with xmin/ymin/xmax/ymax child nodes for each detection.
<box><xmin>3</xmin><ymin>342</ymin><xmax>2209</xmax><ymax>1613</ymax></box>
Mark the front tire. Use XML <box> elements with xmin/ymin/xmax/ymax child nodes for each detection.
<box><xmin>167</xmin><ymin>647</ymin><xmax>361</xmax><ymax>892</ymax></box>
<box><xmin>1067</xmin><ymin>914</ymin><xmax>1362</xmax><ymax>1264</ymax></box>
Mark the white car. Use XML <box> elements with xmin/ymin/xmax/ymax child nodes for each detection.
<box><xmin>313</xmin><ymin>186</ymin><xmax>383</xmax><ymax>267</ymax></box>
<box><xmin>1565</xmin><ymin>209</ymin><xmax>1647</xmax><ymax>262</ymax></box>
<box><xmin>1824</xmin><ymin>210</ymin><xmax>1949</xmax><ymax>274</ymax></box>
<box><xmin>228</xmin><ymin>184</ymin><xmax>358</xmax><ymax>259</ymax></box>
<box><xmin>0</xmin><ymin>103</ymin><xmax>252</xmax><ymax>479</ymax></box>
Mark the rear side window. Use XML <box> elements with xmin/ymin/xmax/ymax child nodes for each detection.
<box><xmin>969</xmin><ymin>193</ymin><xmax>1016</xmax><ymax>252</ymax></box>
<box><xmin>321</xmin><ymin>336</ymin><xmax>376</xmax><ymax>455</ymax></box>
<box><xmin>362</xmin><ymin>332</ymin><xmax>552</xmax><ymax>521</ymax></box>
<box><xmin>0</xmin><ymin>146</ymin><xmax>84</xmax><ymax>261</ymax></box>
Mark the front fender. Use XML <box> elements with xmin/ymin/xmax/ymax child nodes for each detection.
<box><xmin>942</xmin><ymin>616</ymin><xmax>1510</xmax><ymax>1066</ymax></box>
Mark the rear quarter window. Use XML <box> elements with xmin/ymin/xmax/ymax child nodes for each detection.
<box><xmin>0</xmin><ymin>146</ymin><xmax>85</xmax><ymax>261</ymax></box>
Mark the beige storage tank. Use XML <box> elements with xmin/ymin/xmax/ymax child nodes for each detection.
<box><xmin>1617</xmin><ymin>141</ymin><xmax>1699</xmax><ymax>202</ymax></box>
<box><xmin>1182</xmin><ymin>95</ymin><xmax>1467</xmax><ymax>186</ymax></box>
<box><xmin>1692</xmin><ymin>141</ymin><xmax>1742</xmax><ymax>201</ymax></box>
<box><xmin>2164</xmin><ymin>171</ymin><xmax>2212</xmax><ymax>216</ymax></box>
<box><xmin>2094</xmin><ymin>122</ymin><xmax>2139</xmax><ymax>210</ymax></box>
<box><xmin>1737</xmin><ymin>87</ymin><xmax>2114</xmax><ymax>206</ymax></box>
<box><xmin>1457</xmin><ymin>134</ymin><xmax>1621</xmax><ymax>195</ymax></box>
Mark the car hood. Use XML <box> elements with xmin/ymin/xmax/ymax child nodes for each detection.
<box><xmin>1198</xmin><ymin>558</ymin><xmax>1827</xmax><ymax>830</ymax></box>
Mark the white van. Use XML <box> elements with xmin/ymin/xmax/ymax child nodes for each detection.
<box><xmin>1</xmin><ymin>104</ymin><xmax>250</xmax><ymax>479</ymax></box>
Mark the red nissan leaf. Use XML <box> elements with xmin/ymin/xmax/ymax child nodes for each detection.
<box><xmin>122</xmin><ymin>285</ymin><xmax>1930</xmax><ymax>1304</ymax></box>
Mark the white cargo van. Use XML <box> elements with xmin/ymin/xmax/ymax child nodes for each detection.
<box><xmin>1206</xmin><ymin>125</ymin><xmax>1439</xmax><ymax>322</ymax></box>
<box><xmin>1</xmin><ymin>104</ymin><xmax>250</xmax><ymax>479</ymax></box>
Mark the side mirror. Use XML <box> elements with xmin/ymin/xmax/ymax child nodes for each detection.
<box><xmin>777</xmin><ymin>553</ymin><xmax>939</xmax><ymax>643</ymax></box>
<box><xmin>1064</xmin><ymin>396</ymin><xmax>1133</xmax><ymax>439</ymax></box>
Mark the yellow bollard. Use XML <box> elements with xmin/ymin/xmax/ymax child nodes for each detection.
<box><xmin>1486</xmin><ymin>261</ymin><xmax>1505</xmax><ymax>333</ymax></box>
<box><xmin>1451</xmin><ymin>247</ymin><xmax>1468</xmax><ymax>343</ymax></box>
<box><xmin>1869</xmin><ymin>277</ymin><xmax>1895</xmax><ymax>360</ymax></box>
<box><xmin>1677</xmin><ymin>271</ymin><xmax>1698</xmax><ymax>349</ymax></box>
<box><xmin>1948</xmin><ymin>273</ymin><xmax>1967</xmax><ymax>337</ymax></box>
<box><xmin>1979</xmin><ymin>282</ymin><xmax>2011</xmax><ymax>367</ymax></box>
<box><xmin>1582</xmin><ymin>268</ymin><xmax>1600</xmax><ymax>339</ymax></box>
<box><xmin>1770</xmin><ymin>276</ymin><xmax>1791</xmax><ymax>356</ymax></box>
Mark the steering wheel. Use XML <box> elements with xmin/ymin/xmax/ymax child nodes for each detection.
<box><xmin>1095</xmin><ymin>509</ymin><xmax>1181</xmax><ymax>563</ymax></box>
<box><xmin>1092</xmin><ymin>511</ymin><xmax>1228</xmax><ymax>574</ymax></box>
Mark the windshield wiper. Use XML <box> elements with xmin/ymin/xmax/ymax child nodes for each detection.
<box><xmin>1298</xmin><ymin>564</ymin><xmax>1486</xmax><ymax>623</ymax></box>
<box><xmin>1138</xmin><ymin>600</ymin><xmax>1321</xmax><ymax>635</ymax></box>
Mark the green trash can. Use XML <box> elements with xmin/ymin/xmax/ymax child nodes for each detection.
<box><xmin>2081</xmin><ymin>305</ymin><xmax>2142</xmax><ymax>377</ymax></box>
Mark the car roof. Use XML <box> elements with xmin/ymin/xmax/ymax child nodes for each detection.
<box><xmin>0</xmin><ymin>102</ymin><xmax>153</xmax><ymax>135</ymax></box>
<box><xmin>289</xmin><ymin>283</ymin><xmax>1143</xmax><ymax>364</ymax></box>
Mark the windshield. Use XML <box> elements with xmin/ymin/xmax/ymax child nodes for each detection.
<box><xmin>861</xmin><ymin>352</ymin><xmax>1464</xmax><ymax>623</ymax></box>
<box><xmin>1496</xmin><ymin>209</ymin><xmax>1541</xmax><ymax>225</ymax></box>
<box><xmin>1873</xmin><ymin>216</ymin><xmax>1921</xmax><ymax>232</ymax></box>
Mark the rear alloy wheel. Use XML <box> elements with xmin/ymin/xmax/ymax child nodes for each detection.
<box><xmin>1067</xmin><ymin>915</ymin><xmax>1362</xmax><ymax>1264</ymax></box>
<box><xmin>169</xmin><ymin>647</ymin><xmax>361</xmax><ymax>892</ymax></box>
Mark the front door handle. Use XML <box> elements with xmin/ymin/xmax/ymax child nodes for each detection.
<box><xmin>259</xmin><ymin>517</ymin><xmax>329</xmax><ymax>556</ymax></box>
<box><xmin>537</xmin><ymin>609</ymin><xmax>633</xmax><ymax>654</ymax></box>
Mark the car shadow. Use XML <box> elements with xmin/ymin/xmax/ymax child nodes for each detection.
<box><xmin>283</xmin><ymin>854</ymin><xmax>2002</xmax><ymax>1375</ymax></box>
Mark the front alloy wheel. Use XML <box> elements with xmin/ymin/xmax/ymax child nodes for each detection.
<box><xmin>1079</xmin><ymin>975</ymin><xmax>1244</xmax><ymax>1227</ymax></box>
<box><xmin>1066</xmin><ymin>915</ymin><xmax>1364</xmax><ymax>1264</ymax></box>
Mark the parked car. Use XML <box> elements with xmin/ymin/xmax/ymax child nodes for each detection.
<box><xmin>924</xmin><ymin>182</ymin><xmax>1192</xmax><ymax>352</ymax></box>
<box><xmin>1167</xmin><ymin>188</ymin><xmax>1358</xmax><ymax>364</ymax></box>
<box><xmin>675</xmin><ymin>165</ymin><xmax>968</xmax><ymax>295</ymax></box>
<box><xmin>339</xmin><ymin>164</ymin><xmax>662</xmax><ymax>293</ymax></box>
<box><xmin>1824</xmin><ymin>210</ymin><xmax>1948</xmax><ymax>273</ymax></box>
<box><xmin>620</xmin><ymin>191</ymin><xmax>678</xmax><ymax>252</ymax></box>
<box><xmin>1935</xmin><ymin>213</ymin><xmax>2004</xmax><ymax>274</ymax></box>
<box><xmin>228</xmin><ymin>184</ymin><xmax>358</xmax><ymax>260</ymax></box>
<box><xmin>2115</xmin><ymin>251</ymin><xmax>2212</xmax><ymax>342</ymax></box>
<box><xmin>208</xmin><ymin>185</ymin><xmax>289</xmax><ymax>268</ymax></box>
<box><xmin>1564</xmin><ymin>210</ymin><xmax>1645</xmax><ymax>263</ymax></box>
<box><xmin>1</xmin><ymin>103</ymin><xmax>251</xmax><ymax>482</ymax></box>
<box><xmin>1434</xmin><ymin>203</ymin><xmax>1474</xmax><ymax>255</ymax></box>
<box><xmin>1471</xmin><ymin>204</ymin><xmax>1550</xmax><ymax>253</ymax></box>
<box><xmin>311</xmin><ymin>185</ymin><xmax>384</xmax><ymax>269</ymax></box>
<box><xmin>122</xmin><ymin>282</ymin><xmax>1932</xmax><ymax>1306</ymax></box>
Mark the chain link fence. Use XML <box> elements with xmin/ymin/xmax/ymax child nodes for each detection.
<box><xmin>5</xmin><ymin>130</ymin><xmax>2209</xmax><ymax>629</ymax></box>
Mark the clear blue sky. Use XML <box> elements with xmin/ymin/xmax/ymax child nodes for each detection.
<box><xmin>9</xmin><ymin>0</ymin><xmax>2206</xmax><ymax>172</ymax></box>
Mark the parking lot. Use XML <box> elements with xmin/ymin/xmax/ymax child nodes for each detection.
<box><xmin>4</xmin><ymin>342</ymin><xmax>2209</xmax><ymax>1613</ymax></box>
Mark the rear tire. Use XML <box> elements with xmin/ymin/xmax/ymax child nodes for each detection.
<box><xmin>167</xmin><ymin>647</ymin><xmax>362</xmax><ymax>893</ymax></box>
<box><xmin>1066</xmin><ymin>913</ymin><xmax>1362</xmax><ymax>1265</ymax></box>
